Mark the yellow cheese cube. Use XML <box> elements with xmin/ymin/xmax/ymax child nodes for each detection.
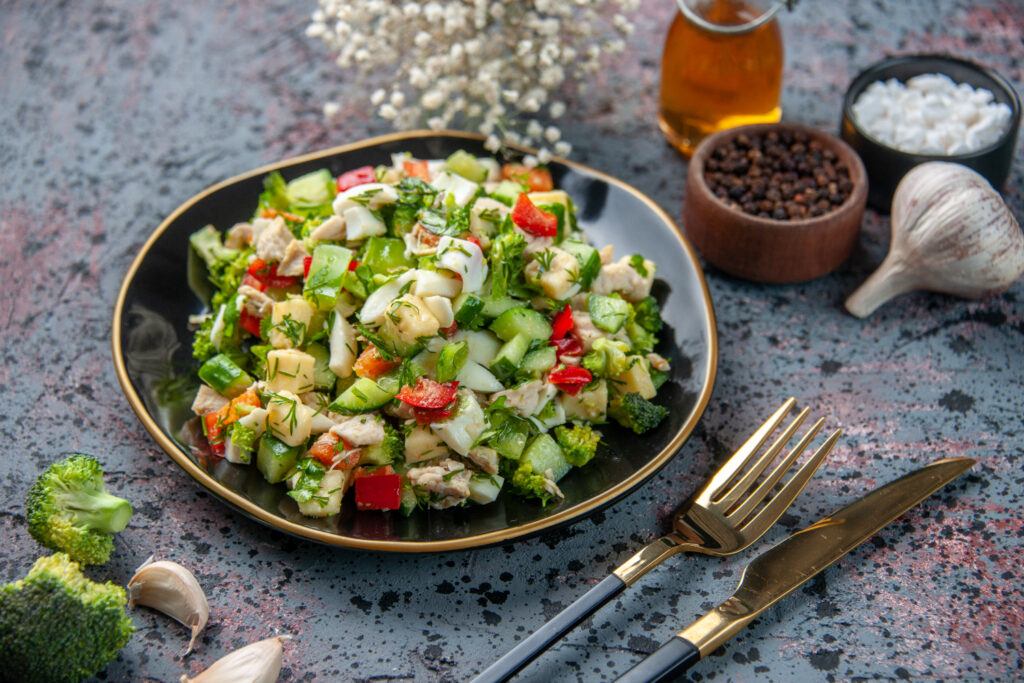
<box><xmin>269</xmin><ymin>296</ymin><xmax>315</xmax><ymax>349</ymax></box>
<box><xmin>265</xmin><ymin>349</ymin><xmax>316</xmax><ymax>395</ymax></box>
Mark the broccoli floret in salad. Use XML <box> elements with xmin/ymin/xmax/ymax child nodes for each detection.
<box><xmin>554</xmin><ymin>423</ymin><xmax>601</xmax><ymax>467</ymax></box>
<box><xmin>182</xmin><ymin>149</ymin><xmax>674</xmax><ymax>518</ymax></box>
<box><xmin>26</xmin><ymin>455</ymin><xmax>133</xmax><ymax>566</ymax></box>
<box><xmin>508</xmin><ymin>462</ymin><xmax>560</xmax><ymax>506</ymax></box>
<box><xmin>609</xmin><ymin>393</ymin><xmax>669</xmax><ymax>435</ymax></box>
<box><xmin>581</xmin><ymin>338</ymin><xmax>631</xmax><ymax>378</ymax></box>
<box><xmin>228</xmin><ymin>421</ymin><xmax>259</xmax><ymax>452</ymax></box>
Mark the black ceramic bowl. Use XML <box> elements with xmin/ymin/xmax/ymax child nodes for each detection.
<box><xmin>112</xmin><ymin>131</ymin><xmax>718</xmax><ymax>552</ymax></box>
<box><xmin>841</xmin><ymin>53</ymin><xmax>1021</xmax><ymax>212</ymax></box>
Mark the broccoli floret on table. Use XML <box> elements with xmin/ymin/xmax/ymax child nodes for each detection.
<box><xmin>0</xmin><ymin>553</ymin><xmax>134</xmax><ymax>683</ymax></box>
<box><xmin>609</xmin><ymin>392</ymin><xmax>669</xmax><ymax>435</ymax></box>
<box><xmin>554</xmin><ymin>423</ymin><xmax>602</xmax><ymax>468</ymax></box>
<box><xmin>26</xmin><ymin>454</ymin><xmax>133</xmax><ymax>566</ymax></box>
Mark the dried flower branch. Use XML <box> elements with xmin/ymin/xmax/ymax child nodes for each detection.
<box><xmin>307</xmin><ymin>0</ymin><xmax>638</xmax><ymax>162</ymax></box>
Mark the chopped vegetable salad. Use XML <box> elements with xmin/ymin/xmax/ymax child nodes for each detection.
<box><xmin>188</xmin><ymin>150</ymin><xmax>670</xmax><ymax>517</ymax></box>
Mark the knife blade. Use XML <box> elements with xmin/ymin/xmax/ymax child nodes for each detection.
<box><xmin>616</xmin><ymin>456</ymin><xmax>975</xmax><ymax>683</ymax></box>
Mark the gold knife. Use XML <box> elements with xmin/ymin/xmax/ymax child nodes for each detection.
<box><xmin>616</xmin><ymin>456</ymin><xmax>976</xmax><ymax>683</ymax></box>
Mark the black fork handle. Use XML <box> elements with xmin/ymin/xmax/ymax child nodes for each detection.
<box><xmin>471</xmin><ymin>574</ymin><xmax>627</xmax><ymax>683</ymax></box>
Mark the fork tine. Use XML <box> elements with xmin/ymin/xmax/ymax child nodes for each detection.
<box><xmin>714</xmin><ymin>407</ymin><xmax>811</xmax><ymax>508</ymax></box>
<box><xmin>700</xmin><ymin>397</ymin><xmax>797</xmax><ymax>500</ymax></box>
<box><xmin>737</xmin><ymin>427</ymin><xmax>842</xmax><ymax>537</ymax></box>
<box><xmin>725</xmin><ymin>416</ymin><xmax>823</xmax><ymax>520</ymax></box>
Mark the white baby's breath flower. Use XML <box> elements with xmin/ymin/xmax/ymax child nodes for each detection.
<box><xmin>310</xmin><ymin>0</ymin><xmax>638</xmax><ymax>158</ymax></box>
<box><xmin>522</xmin><ymin>154</ymin><xmax>539</xmax><ymax>168</ymax></box>
<box><xmin>537</xmin><ymin>147</ymin><xmax>552</xmax><ymax>164</ymax></box>
<box><xmin>484</xmin><ymin>134</ymin><xmax>502</xmax><ymax>152</ymax></box>
<box><xmin>323</xmin><ymin>101</ymin><xmax>341</xmax><ymax>119</ymax></box>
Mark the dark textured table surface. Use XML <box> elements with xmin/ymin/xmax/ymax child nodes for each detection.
<box><xmin>2</xmin><ymin>1</ymin><xmax>1023</xmax><ymax>681</ymax></box>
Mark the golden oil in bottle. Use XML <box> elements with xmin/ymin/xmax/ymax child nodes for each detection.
<box><xmin>658</xmin><ymin>0</ymin><xmax>784</xmax><ymax>156</ymax></box>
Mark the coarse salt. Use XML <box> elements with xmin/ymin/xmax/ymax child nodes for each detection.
<box><xmin>851</xmin><ymin>73</ymin><xmax>1012</xmax><ymax>155</ymax></box>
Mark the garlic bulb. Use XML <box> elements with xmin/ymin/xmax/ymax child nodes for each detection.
<box><xmin>846</xmin><ymin>161</ymin><xmax>1024</xmax><ymax>317</ymax></box>
<box><xmin>128</xmin><ymin>557</ymin><xmax>210</xmax><ymax>655</ymax></box>
<box><xmin>181</xmin><ymin>635</ymin><xmax>291</xmax><ymax>683</ymax></box>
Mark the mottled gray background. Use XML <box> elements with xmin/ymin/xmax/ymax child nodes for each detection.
<box><xmin>1</xmin><ymin>1</ymin><xmax>1022</xmax><ymax>681</ymax></box>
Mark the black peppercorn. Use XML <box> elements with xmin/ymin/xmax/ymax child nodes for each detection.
<box><xmin>703</xmin><ymin>130</ymin><xmax>853</xmax><ymax>221</ymax></box>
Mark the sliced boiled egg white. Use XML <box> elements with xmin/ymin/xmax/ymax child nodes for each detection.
<box><xmin>436</xmin><ymin>236</ymin><xmax>487</xmax><ymax>293</ymax></box>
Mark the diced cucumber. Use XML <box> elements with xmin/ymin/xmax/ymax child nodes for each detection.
<box><xmin>257</xmin><ymin>435</ymin><xmax>302</xmax><ymax>484</ymax></box>
<box><xmin>304</xmin><ymin>342</ymin><xmax>338</xmax><ymax>391</ymax></box>
<box><xmin>480</xmin><ymin>294</ymin><xmax>522</xmax><ymax>319</ymax></box>
<box><xmin>468</xmin><ymin>473</ymin><xmax>504</xmax><ymax>504</ymax></box>
<box><xmin>328</xmin><ymin>377</ymin><xmax>396</xmax><ymax>414</ymax></box>
<box><xmin>398</xmin><ymin>483</ymin><xmax>418</xmax><ymax>517</ymax></box>
<box><xmin>490</xmin><ymin>333</ymin><xmax>532</xmax><ymax>382</ymax></box>
<box><xmin>454</xmin><ymin>329</ymin><xmax>503</xmax><ymax>365</ymax></box>
<box><xmin>198</xmin><ymin>354</ymin><xmax>252</xmax><ymax>397</ymax></box>
<box><xmin>588</xmin><ymin>294</ymin><xmax>630</xmax><ymax>333</ymax></box>
<box><xmin>436</xmin><ymin>341</ymin><xmax>469</xmax><ymax>383</ymax></box>
<box><xmin>491</xmin><ymin>180</ymin><xmax>526</xmax><ymax>206</ymax></box>
<box><xmin>286</xmin><ymin>168</ymin><xmax>335</xmax><ymax>207</ymax></box>
<box><xmin>362</xmin><ymin>236</ymin><xmax>415</xmax><ymax>276</ymax></box>
<box><xmin>519</xmin><ymin>345</ymin><xmax>557</xmax><ymax>379</ymax></box>
<box><xmin>521</xmin><ymin>433</ymin><xmax>571</xmax><ymax>482</ymax></box>
<box><xmin>558</xmin><ymin>239</ymin><xmax>602</xmax><ymax>290</ymax></box>
<box><xmin>485</xmin><ymin>411</ymin><xmax>531</xmax><ymax>460</ymax></box>
<box><xmin>456</xmin><ymin>359</ymin><xmax>504</xmax><ymax>393</ymax></box>
<box><xmin>453</xmin><ymin>292</ymin><xmax>485</xmax><ymax>326</ymax></box>
<box><xmin>304</xmin><ymin>244</ymin><xmax>353</xmax><ymax>311</ymax></box>
<box><xmin>490</xmin><ymin>307</ymin><xmax>553</xmax><ymax>342</ymax></box>
<box><xmin>446</xmin><ymin>150</ymin><xmax>489</xmax><ymax>183</ymax></box>
<box><xmin>360</xmin><ymin>442</ymin><xmax>395</xmax><ymax>466</ymax></box>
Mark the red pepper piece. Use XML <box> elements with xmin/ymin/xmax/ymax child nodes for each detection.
<box><xmin>355</xmin><ymin>473</ymin><xmax>403</xmax><ymax>511</ymax></box>
<box><xmin>337</xmin><ymin>165</ymin><xmax>377</xmax><ymax>192</ymax></box>
<box><xmin>247</xmin><ymin>258</ymin><xmax>299</xmax><ymax>289</ymax></box>
<box><xmin>239</xmin><ymin>309</ymin><xmax>263</xmax><ymax>338</ymax></box>
<box><xmin>353</xmin><ymin>464</ymin><xmax>397</xmax><ymax>479</ymax></box>
<box><xmin>548</xmin><ymin>366</ymin><xmax>593</xmax><ymax>395</ymax></box>
<box><xmin>552</xmin><ymin>336</ymin><xmax>583</xmax><ymax>358</ymax></box>
<box><xmin>396</xmin><ymin>378</ymin><xmax>459</xmax><ymax>410</ymax></box>
<box><xmin>441</xmin><ymin>322</ymin><xmax>458</xmax><ymax>338</ymax></box>
<box><xmin>412</xmin><ymin>403</ymin><xmax>456</xmax><ymax>424</ymax></box>
<box><xmin>402</xmin><ymin>159</ymin><xmax>431</xmax><ymax>181</ymax></box>
<box><xmin>302</xmin><ymin>256</ymin><xmax>313</xmax><ymax>278</ymax></box>
<box><xmin>348</xmin><ymin>259</ymin><xmax>361</xmax><ymax>271</ymax></box>
<box><xmin>511</xmin><ymin>193</ymin><xmax>558</xmax><ymax>237</ymax></box>
<box><xmin>502</xmin><ymin>163</ymin><xmax>554</xmax><ymax>192</ymax></box>
<box><xmin>202</xmin><ymin>412</ymin><xmax>226</xmax><ymax>456</ymax></box>
<box><xmin>241</xmin><ymin>272</ymin><xmax>266</xmax><ymax>292</ymax></box>
<box><xmin>261</xmin><ymin>207</ymin><xmax>303</xmax><ymax>223</ymax></box>
<box><xmin>550</xmin><ymin>304</ymin><xmax>574</xmax><ymax>340</ymax></box>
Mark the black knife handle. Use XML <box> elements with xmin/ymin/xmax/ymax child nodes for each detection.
<box><xmin>615</xmin><ymin>636</ymin><xmax>701</xmax><ymax>683</ymax></box>
<box><xmin>471</xmin><ymin>574</ymin><xmax>627</xmax><ymax>683</ymax></box>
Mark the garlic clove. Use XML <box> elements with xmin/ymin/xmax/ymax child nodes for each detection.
<box><xmin>180</xmin><ymin>635</ymin><xmax>291</xmax><ymax>683</ymax></box>
<box><xmin>845</xmin><ymin>161</ymin><xmax>1024</xmax><ymax>317</ymax></box>
<box><xmin>128</xmin><ymin>557</ymin><xmax>210</xmax><ymax>655</ymax></box>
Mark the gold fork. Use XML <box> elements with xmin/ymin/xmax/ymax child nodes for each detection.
<box><xmin>471</xmin><ymin>397</ymin><xmax>841</xmax><ymax>683</ymax></box>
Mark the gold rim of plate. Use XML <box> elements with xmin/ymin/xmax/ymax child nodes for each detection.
<box><xmin>110</xmin><ymin>129</ymin><xmax>719</xmax><ymax>552</ymax></box>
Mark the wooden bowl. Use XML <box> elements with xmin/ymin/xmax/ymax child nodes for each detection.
<box><xmin>683</xmin><ymin>122</ymin><xmax>868</xmax><ymax>284</ymax></box>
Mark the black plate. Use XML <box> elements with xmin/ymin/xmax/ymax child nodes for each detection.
<box><xmin>112</xmin><ymin>131</ymin><xmax>717</xmax><ymax>552</ymax></box>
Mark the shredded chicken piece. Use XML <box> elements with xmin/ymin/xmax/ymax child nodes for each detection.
<box><xmin>309</xmin><ymin>215</ymin><xmax>346</xmax><ymax>242</ymax></box>
<box><xmin>466</xmin><ymin>446</ymin><xmax>499</xmax><ymax>475</ymax></box>
<box><xmin>542</xmin><ymin>469</ymin><xmax>566</xmax><ymax>502</ymax></box>
<box><xmin>571</xmin><ymin>311</ymin><xmax>604</xmax><ymax>353</ymax></box>
<box><xmin>255</xmin><ymin>217</ymin><xmax>292</xmax><ymax>263</ymax></box>
<box><xmin>491</xmin><ymin>379</ymin><xmax>547</xmax><ymax>418</ymax></box>
<box><xmin>238</xmin><ymin>284</ymin><xmax>274</xmax><ymax>318</ymax></box>
<box><xmin>191</xmin><ymin>385</ymin><xmax>228</xmax><ymax>416</ymax></box>
<box><xmin>225</xmin><ymin>222</ymin><xmax>255</xmax><ymax>249</ymax></box>
<box><xmin>591</xmin><ymin>256</ymin><xmax>655</xmax><ymax>302</ymax></box>
<box><xmin>277</xmin><ymin>239</ymin><xmax>310</xmax><ymax>277</ymax></box>
<box><xmin>646</xmin><ymin>352</ymin><xmax>670</xmax><ymax>372</ymax></box>
<box><xmin>406</xmin><ymin>458</ymin><xmax>473</xmax><ymax>509</ymax></box>
<box><xmin>330</xmin><ymin>415</ymin><xmax>386</xmax><ymax>446</ymax></box>
<box><xmin>599</xmin><ymin>244</ymin><xmax>614</xmax><ymax>265</ymax></box>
